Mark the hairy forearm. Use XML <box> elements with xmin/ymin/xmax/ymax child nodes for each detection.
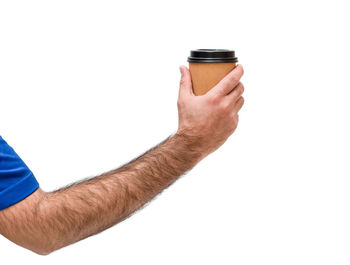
<box><xmin>0</xmin><ymin>133</ymin><xmax>203</xmax><ymax>254</ymax></box>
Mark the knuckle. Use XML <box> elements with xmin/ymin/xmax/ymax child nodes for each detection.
<box><xmin>235</xmin><ymin>64</ymin><xmax>244</xmax><ymax>77</ymax></box>
<box><xmin>239</xmin><ymin>83</ymin><xmax>245</xmax><ymax>94</ymax></box>
<box><xmin>239</xmin><ymin>65</ymin><xmax>244</xmax><ymax>76</ymax></box>
<box><xmin>179</xmin><ymin>77</ymin><xmax>186</xmax><ymax>87</ymax></box>
<box><xmin>232</xmin><ymin>76</ymin><xmax>240</xmax><ymax>84</ymax></box>
<box><xmin>220</xmin><ymin>102</ymin><xmax>231</xmax><ymax>113</ymax></box>
<box><xmin>221</xmin><ymin>78</ymin><xmax>231</xmax><ymax>88</ymax></box>
<box><xmin>240</xmin><ymin>96</ymin><xmax>245</xmax><ymax>105</ymax></box>
<box><xmin>207</xmin><ymin>94</ymin><xmax>220</xmax><ymax>105</ymax></box>
<box><xmin>230</xmin><ymin>124</ymin><xmax>237</xmax><ymax>134</ymax></box>
<box><xmin>177</xmin><ymin>97</ymin><xmax>184</xmax><ymax>107</ymax></box>
<box><xmin>229</xmin><ymin>75</ymin><xmax>239</xmax><ymax>86</ymax></box>
<box><xmin>230</xmin><ymin>118</ymin><xmax>238</xmax><ymax>132</ymax></box>
<box><xmin>230</xmin><ymin>113</ymin><xmax>238</xmax><ymax>123</ymax></box>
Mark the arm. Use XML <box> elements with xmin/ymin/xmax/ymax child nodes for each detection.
<box><xmin>0</xmin><ymin>134</ymin><xmax>202</xmax><ymax>255</ymax></box>
<box><xmin>0</xmin><ymin>65</ymin><xmax>244</xmax><ymax>255</ymax></box>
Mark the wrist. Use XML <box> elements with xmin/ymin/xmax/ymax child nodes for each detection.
<box><xmin>172</xmin><ymin>130</ymin><xmax>208</xmax><ymax>163</ymax></box>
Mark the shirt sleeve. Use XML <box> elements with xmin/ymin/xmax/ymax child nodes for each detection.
<box><xmin>0</xmin><ymin>136</ymin><xmax>39</xmax><ymax>211</ymax></box>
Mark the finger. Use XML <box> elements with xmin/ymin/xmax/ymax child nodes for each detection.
<box><xmin>208</xmin><ymin>64</ymin><xmax>244</xmax><ymax>97</ymax></box>
<box><xmin>233</xmin><ymin>96</ymin><xmax>245</xmax><ymax>113</ymax></box>
<box><xmin>227</xmin><ymin>82</ymin><xmax>245</xmax><ymax>102</ymax></box>
<box><xmin>233</xmin><ymin>114</ymin><xmax>239</xmax><ymax>126</ymax></box>
<box><xmin>230</xmin><ymin>114</ymin><xmax>239</xmax><ymax>134</ymax></box>
<box><xmin>179</xmin><ymin>65</ymin><xmax>194</xmax><ymax>97</ymax></box>
<box><xmin>221</xmin><ymin>82</ymin><xmax>244</xmax><ymax>113</ymax></box>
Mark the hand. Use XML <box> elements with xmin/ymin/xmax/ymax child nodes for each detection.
<box><xmin>176</xmin><ymin>64</ymin><xmax>245</xmax><ymax>159</ymax></box>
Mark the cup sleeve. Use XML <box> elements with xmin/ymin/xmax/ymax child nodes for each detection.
<box><xmin>0</xmin><ymin>136</ymin><xmax>39</xmax><ymax>211</ymax></box>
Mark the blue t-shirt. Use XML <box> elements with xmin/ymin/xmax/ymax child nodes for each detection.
<box><xmin>0</xmin><ymin>136</ymin><xmax>39</xmax><ymax>211</ymax></box>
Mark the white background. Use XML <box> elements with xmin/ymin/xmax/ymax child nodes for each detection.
<box><xmin>1</xmin><ymin>0</ymin><xmax>350</xmax><ymax>264</ymax></box>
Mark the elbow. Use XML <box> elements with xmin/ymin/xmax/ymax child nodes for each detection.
<box><xmin>5</xmin><ymin>230</ymin><xmax>59</xmax><ymax>255</ymax></box>
<box><xmin>0</xmin><ymin>189</ymin><xmax>61</xmax><ymax>256</ymax></box>
<box><xmin>32</xmin><ymin>248</ymin><xmax>53</xmax><ymax>256</ymax></box>
<box><xmin>26</xmin><ymin>239</ymin><xmax>59</xmax><ymax>256</ymax></box>
<box><xmin>31</xmin><ymin>244</ymin><xmax>57</xmax><ymax>256</ymax></box>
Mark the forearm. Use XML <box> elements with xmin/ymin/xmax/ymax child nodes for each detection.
<box><xmin>1</xmin><ymin>133</ymin><xmax>202</xmax><ymax>254</ymax></box>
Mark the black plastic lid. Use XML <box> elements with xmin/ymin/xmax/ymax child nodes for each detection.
<box><xmin>187</xmin><ymin>49</ymin><xmax>238</xmax><ymax>63</ymax></box>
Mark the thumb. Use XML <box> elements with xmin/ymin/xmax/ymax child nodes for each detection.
<box><xmin>179</xmin><ymin>65</ymin><xmax>194</xmax><ymax>97</ymax></box>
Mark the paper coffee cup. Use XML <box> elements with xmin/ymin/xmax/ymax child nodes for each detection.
<box><xmin>187</xmin><ymin>49</ymin><xmax>238</xmax><ymax>95</ymax></box>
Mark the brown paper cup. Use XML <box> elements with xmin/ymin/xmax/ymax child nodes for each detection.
<box><xmin>189</xmin><ymin>62</ymin><xmax>236</xmax><ymax>96</ymax></box>
<box><xmin>187</xmin><ymin>49</ymin><xmax>238</xmax><ymax>96</ymax></box>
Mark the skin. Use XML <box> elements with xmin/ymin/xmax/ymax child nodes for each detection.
<box><xmin>0</xmin><ymin>65</ymin><xmax>245</xmax><ymax>255</ymax></box>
